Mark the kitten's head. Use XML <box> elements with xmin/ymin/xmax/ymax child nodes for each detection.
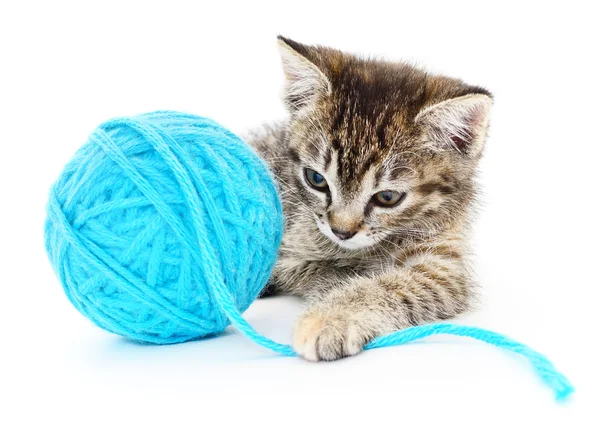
<box><xmin>277</xmin><ymin>36</ymin><xmax>492</xmax><ymax>250</ymax></box>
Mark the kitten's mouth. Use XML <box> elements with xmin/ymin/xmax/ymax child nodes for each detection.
<box><xmin>314</xmin><ymin>218</ymin><xmax>377</xmax><ymax>250</ymax></box>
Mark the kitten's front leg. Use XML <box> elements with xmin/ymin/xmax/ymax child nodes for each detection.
<box><xmin>294</xmin><ymin>275</ymin><xmax>400</xmax><ymax>361</ymax></box>
<box><xmin>294</xmin><ymin>259</ymin><xmax>471</xmax><ymax>361</ymax></box>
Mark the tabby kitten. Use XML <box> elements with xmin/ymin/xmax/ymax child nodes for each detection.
<box><xmin>246</xmin><ymin>36</ymin><xmax>492</xmax><ymax>361</ymax></box>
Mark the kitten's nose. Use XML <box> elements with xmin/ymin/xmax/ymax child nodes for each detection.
<box><xmin>331</xmin><ymin>228</ymin><xmax>357</xmax><ymax>240</ymax></box>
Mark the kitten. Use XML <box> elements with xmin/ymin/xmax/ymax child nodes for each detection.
<box><xmin>246</xmin><ymin>36</ymin><xmax>492</xmax><ymax>361</ymax></box>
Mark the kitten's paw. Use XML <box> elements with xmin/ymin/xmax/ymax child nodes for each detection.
<box><xmin>293</xmin><ymin>310</ymin><xmax>371</xmax><ymax>361</ymax></box>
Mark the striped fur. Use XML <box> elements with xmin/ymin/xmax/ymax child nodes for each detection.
<box><xmin>246</xmin><ymin>37</ymin><xmax>492</xmax><ymax>361</ymax></box>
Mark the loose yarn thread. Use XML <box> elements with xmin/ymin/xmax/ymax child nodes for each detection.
<box><xmin>45</xmin><ymin>111</ymin><xmax>573</xmax><ymax>402</ymax></box>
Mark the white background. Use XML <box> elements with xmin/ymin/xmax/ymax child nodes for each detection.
<box><xmin>1</xmin><ymin>1</ymin><xmax>598</xmax><ymax>421</ymax></box>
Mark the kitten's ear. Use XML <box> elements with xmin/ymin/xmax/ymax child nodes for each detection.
<box><xmin>277</xmin><ymin>36</ymin><xmax>331</xmax><ymax>113</ymax></box>
<box><xmin>415</xmin><ymin>93</ymin><xmax>493</xmax><ymax>157</ymax></box>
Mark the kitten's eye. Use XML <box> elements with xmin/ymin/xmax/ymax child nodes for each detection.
<box><xmin>372</xmin><ymin>190</ymin><xmax>405</xmax><ymax>207</ymax></box>
<box><xmin>304</xmin><ymin>168</ymin><xmax>329</xmax><ymax>191</ymax></box>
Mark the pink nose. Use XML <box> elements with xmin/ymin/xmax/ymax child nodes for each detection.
<box><xmin>331</xmin><ymin>228</ymin><xmax>357</xmax><ymax>240</ymax></box>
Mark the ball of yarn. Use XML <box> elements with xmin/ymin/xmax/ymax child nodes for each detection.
<box><xmin>45</xmin><ymin>111</ymin><xmax>283</xmax><ymax>344</ymax></box>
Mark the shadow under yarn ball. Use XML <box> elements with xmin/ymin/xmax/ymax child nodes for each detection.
<box><xmin>45</xmin><ymin>111</ymin><xmax>283</xmax><ymax>344</ymax></box>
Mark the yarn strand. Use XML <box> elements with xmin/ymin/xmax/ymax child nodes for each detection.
<box><xmin>204</xmin><ymin>255</ymin><xmax>574</xmax><ymax>400</ymax></box>
<box><xmin>365</xmin><ymin>324</ymin><xmax>574</xmax><ymax>401</ymax></box>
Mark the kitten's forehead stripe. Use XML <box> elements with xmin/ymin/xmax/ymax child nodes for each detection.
<box><xmin>323</xmin><ymin>148</ymin><xmax>332</xmax><ymax>171</ymax></box>
<box><xmin>417</xmin><ymin>182</ymin><xmax>458</xmax><ymax>196</ymax></box>
<box><xmin>331</xmin><ymin>137</ymin><xmax>341</xmax><ymax>150</ymax></box>
<box><xmin>375</xmin><ymin>110</ymin><xmax>393</xmax><ymax>149</ymax></box>
<box><xmin>358</xmin><ymin>153</ymin><xmax>378</xmax><ymax>179</ymax></box>
<box><xmin>288</xmin><ymin>147</ymin><xmax>301</xmax><ymax>163</ymax></box>
<box><xmin>306</xmin><ymin>141</ymin><xmax>320</xmax><ymax>160</ymax></box>
<box><xmin>331</xmin><ymin>98</ymin><xmax>347</xmax><ymax>133</ymax></box>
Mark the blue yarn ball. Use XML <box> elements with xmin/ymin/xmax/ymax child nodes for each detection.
<box><xmin>45</xmin><ymin>111</ymin><xmax>283</xmax><ymax>344</ymax></box>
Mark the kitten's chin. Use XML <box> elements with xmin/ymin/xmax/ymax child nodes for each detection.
<box><xmin>315</xmin><ymin>220</ymin><xmax>377</xmax><ymax>250</ymax></box>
